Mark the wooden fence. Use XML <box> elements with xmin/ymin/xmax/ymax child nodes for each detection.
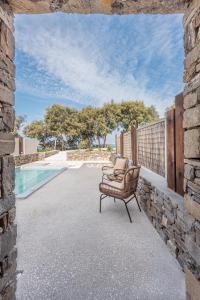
<box><xmin>116</xmin><ymin>121</ymin><xmax>165</xmax><ymax>176</ymax></box>
<box><xmin>115</xmin><ymin>93</ymin><xmax>184</xmax><ymax>196</ymax></box>
<box><xmin>116</xmin><ymin>128</ymin><xmax>137</xmax><ymax>164</ymax></box>
<box><xmin>123</xmin><ymin>131</ymin><xmax>132</xmax><ymax>160</ymax></box>
<box><xmin>166</xmin><ymin>93</ymin><xmax>184</xmax><ymax>196</ymax></box>
<box><xmin>137</xmin><ymin>119</ymin><xmax>166</xmax><ymax>177</ymax></box>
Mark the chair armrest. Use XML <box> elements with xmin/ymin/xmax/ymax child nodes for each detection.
<box><xmin>102</xmin><ymin>165</ymin><xmax>113</xmax><ymax>171</ymax></box>
<box><xmin>102</xmin><ymin>174</ymin><xmax>109</xmax><ymax>182</ymax></box>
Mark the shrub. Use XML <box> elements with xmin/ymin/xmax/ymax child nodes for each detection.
<box><xmin>107</xmin><ymin>145</ymin><xmax>113</xmax><ymax>152</ymax></box>
<box><xmin>80</xmin><ymin>139</ymin><xmax>91</xmax><ymax>149</ymax></box>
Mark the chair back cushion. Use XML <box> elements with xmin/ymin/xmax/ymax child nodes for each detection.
<box><xmin>114</xmin><ymin>158</ymin><xmax>128</xmax><ymax>171</ymax></box>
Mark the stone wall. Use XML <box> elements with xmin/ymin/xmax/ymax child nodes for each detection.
<box><xmin>138</xmin><ymin>168</ymin><xmax>200</xmax><ymax>300</ymax></box>
<box><xmin>0</xmin><ymin>2</ymin><xmax>16</xmax><ymax>299</ymax></box>
<box><xmin>14</xmin><ymin>150</ymin><xmax>59</xmax><ymax>166</ymax></box>
<box><xmin>8</xmin><ymin>0</ymin><xmax>188</xmax><ymax>14</ymax></box>
<box><xmin>0</xmin><ymin>0</ymin><xmax>199</xmax><ymax>299</ymax></box>
<box><xmin>183</xmin><ymin>1</ymin><xmax>200</xmax><ymax>299</ymax></box>
<box><xmin>67</xmin><ymin>149</ymin><xmax>111</xmax><ymax>161</ymax></box>
<box><xmin>138</xmin><ymin>171</ymin><xmax>195</xmax><ymax>272</ymax></box>
<box><xmin>43</xmin><ymin>150</ymin><xmax>59</xmax><ymax>158</ymax></box>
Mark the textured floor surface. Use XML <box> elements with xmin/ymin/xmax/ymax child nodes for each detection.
<box><xmin>16</xmin><ymin>164</ymin><xmax>185</xmax><ymax>300</ymax></box>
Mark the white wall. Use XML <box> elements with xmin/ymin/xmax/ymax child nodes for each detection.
<box><xmin>12</xmin><ymin>137</ymin><xmax>39</xmax><ymax>156</ymax></box>
<box><xmin>13</xmin><ymin>137</ymin><xmax>20</xmax><ymax>156</ymax></box>
<box><xmin>23</xmin><ymin>138</ymin><xmax>39</xmax><ymax>155</ymax></box>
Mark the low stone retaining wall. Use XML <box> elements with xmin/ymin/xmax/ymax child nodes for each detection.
<box><xmin>137</xmin><ymin>168</ymin><xmax>198</xmax><ymax>273</ymax></box>
<box><xmin>67</xmin><ymin>149</ymin><xmax>111</xmax><ymax>161</ymax></box>
<box><xmin>14</xmin><ymin>150</ymin><xmax>59</xmax><ymax>166</ymax></box>
<box><xmin>43</xmin><ymin>150</ymin><xmax>59</xmax><ymax>159</ymax></box>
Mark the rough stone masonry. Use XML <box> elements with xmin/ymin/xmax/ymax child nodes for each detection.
<box><xmin>0</xmin><ymin>1</ymin><xmax>16</xmax><ymax>299</ymax></box>
<box><xmin>0</xmin><ymin>0</ymin><xmax>199</xmax><ymax>299</ymax></box>
<box><xmin>183</xmin><ymin>1</ymin><xmax>200</xmax><ymax>299</ymax></box>
<box><xmin>8</xmin><ymin>0</ymin><xmax>190</xmax><ymax>14</ymax></box>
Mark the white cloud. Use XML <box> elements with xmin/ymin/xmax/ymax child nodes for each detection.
<box><xmin>15</xmin><ymin>13</ymin><xmax>184</xmax><ymax>116</ymax></box>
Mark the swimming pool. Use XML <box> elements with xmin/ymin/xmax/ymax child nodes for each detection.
<box><xmin>15</xmin><ymin>167</ymin><xmax>66</xmax><ymax>199</ymax></box>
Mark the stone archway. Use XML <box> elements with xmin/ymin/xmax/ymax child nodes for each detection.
<box><xmin>0</xmin><ymin>0</ymin><xmax>199</xmax><ymax>299</ymax></box>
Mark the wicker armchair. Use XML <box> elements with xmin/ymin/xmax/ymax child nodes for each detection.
<box><xmin>99</xmin><ymin>166</ymin><xmax>141</xmax><ymax>223</ymax></box>
<box><xmin>102</xmin><ymin>157</ymin><xmax>128</xmax><ymax>181</ymax></box>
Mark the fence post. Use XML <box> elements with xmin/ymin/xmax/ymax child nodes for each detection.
<box><xmin>167</xmin><ymin>109</ymin><xmax>176</xmax><ymax>191</ymax></box>
<box><xmin>175</xmin><ymin>93</ymin><xmax>184</xmax><ymax>196</ymax></box>
<box><xmin>120</xmin><ymin>133</ymin><xmax>124</xmax><ymax>157</ymax></box>
<box><xmin>131</xmin><ymin>127</ymin><xmax>137</xmax><ymax>165</ymax></box>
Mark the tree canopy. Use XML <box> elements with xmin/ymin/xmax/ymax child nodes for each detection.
<box><xmin>119</xmin><ymin>101</ymin><xmax>159</xmax><ymax>132</ymax></box>
<box><xmin>23</xmin><ymin>120</ymin><xmax>51</xmax><ymax>148</ymax></box>
<box><xmin>24</xmin><ymin>101</ymin><xmax>159</xmax><ymax>150</ymax></box>
<box><xmin>13</xmin><ymin>115</ymin><xmax>27</xmax><ymax>137</ymax></box>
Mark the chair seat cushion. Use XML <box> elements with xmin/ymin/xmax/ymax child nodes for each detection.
<box><xmin>103</xmin><ymin>178</ymin><xmax>124</xmax><ymax>189</ymax></box>
<box><xmin>102</xmin><ymin>168</ymin><xmax>114</xmax><ymax>175</ymax></box>
<box><xmin>107</xmin><ymin>174</ymin><xmax>124</xmax><ymax>182</ymax></box>
<box><xmin>99</xmin><ymin>180</ymin><xmax>131</xmax><ymax>200</ymax></box>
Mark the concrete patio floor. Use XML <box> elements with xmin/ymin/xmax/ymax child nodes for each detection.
<box><xmin>16</xmin><ymin>164</ymin><xmax>185</xmax><ymax>300</ymax></box>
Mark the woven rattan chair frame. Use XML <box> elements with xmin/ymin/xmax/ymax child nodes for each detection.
<box><xmin>99</xmin><ymin>166</ymin><xmax>141</xmax><ymax>223</ymax></box>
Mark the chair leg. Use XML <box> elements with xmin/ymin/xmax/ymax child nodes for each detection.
<box><xmin>100</xmin><ymin>194</ymin><xmax>102</xmax><ymax>213</ymax></box>
<box><xmin>125</xmin><ymin>202</ymin><xmax>132</xmax><ymax>223</ymax></box>
<box><xmin>134</xmin><ymin>193</ymin><xmax>141</xmax><ymax>212</ymax></box>
<box><xmin>99</xmin><ymin>194</ymin><xmax>107</xmax><ymax>213</ymax></box>
<box><xmin>114</xmin><ymin>197</ymin><xmax>116</xmax><ymax>203</ymax></box>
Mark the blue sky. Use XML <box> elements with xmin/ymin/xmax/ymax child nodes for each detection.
<box><xmin>15</xmin><ymin>13</ymin><xmax>184</xmax><ymax>141</ymax></box>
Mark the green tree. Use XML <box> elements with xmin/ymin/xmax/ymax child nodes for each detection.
<box><xmin>14</xmin><ymin>115</ymin><xmax>27</xmax><ymax>137</ymax></box>
<box><xmin>23</xmin><ymin>100</ymin><xmax>159</xmax><ymax>150</ymax></box>
<box><xmin>147</xmin><ymin>105</ymin><xmax>160</xmax><ymax>121</ymax></box>
<box><xmin>165</xmin><ymin>103</ymin><xmax>175</xmax><ymax>116</ymax></box>
<box><xmin>45</xmin><ymin>104</ymin><xmax>66</xmax><ymax>150</ymax></box>
<box><xmin>23</xmin><ymin>120</ymin><xmax>50</xmax><ymax>148</ymax></box>
<box><xmin>92</xmin><ymin>103</ymin><xmax>119</xmax><ymax>148</ymax></box>
<box><xmin>102</xmin><ymin>102</ymin><xmax>119</xmax><ymax>146</ymax></box>
<box><xmin>119</xmin><ymin>101</ymin><xmax>159</xmax><ymax>131</ymax></box>
<box><xmin>65</xmin><ymin>109</ymin><xmax>82</xmax><ymax>149</ymax></box>
<box><xmin>79</xmin><ymin>106</ymin><xmax>96</xmax><ymax>148</ymax></box>
<box><xmin>93</xmin><ymin>107</ymin><xmax>108</xmax><ymax>148</ymax></box>
<box><xmin>45</xmin><ymin>104</ymin><xmax>80</xmax><ymax>150</ymax></box>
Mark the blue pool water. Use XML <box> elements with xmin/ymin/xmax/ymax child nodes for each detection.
<box><xmin>15</xmin><ymin>167</ymin><xmax>65</xmax><ymax>198</ymax></box>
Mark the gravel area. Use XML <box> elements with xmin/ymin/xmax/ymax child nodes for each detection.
<box><xmin>16</xmin><ymin>164</ymin><xmax>185</xmax><ymax>300</ymax></box>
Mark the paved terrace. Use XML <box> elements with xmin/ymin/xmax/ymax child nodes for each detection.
<box><xmin>16</xmin><ymin>164</ymin><xmax>185</xmax><ymax>300</ymax></box>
